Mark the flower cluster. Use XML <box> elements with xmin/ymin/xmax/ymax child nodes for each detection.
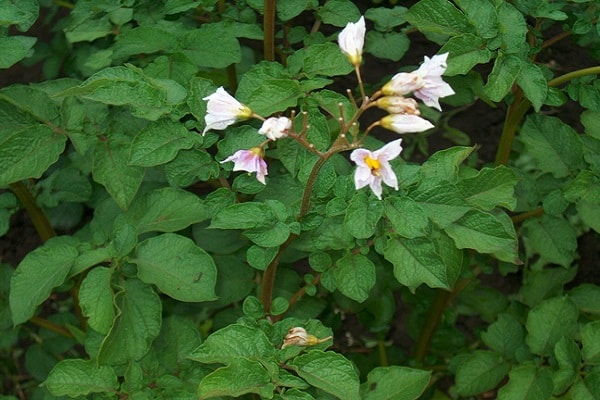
<box><xmin>203</xmin><ymin>15</ymin><xmax>454</xmax><ymax>200</ymax></box>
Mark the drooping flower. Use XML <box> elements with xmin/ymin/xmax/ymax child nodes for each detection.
<box><xmin>380</xmin><ymin>114</ymin><xmax>434</xmax><ymax>134</ymax></box>
<box><xmin>202</xmin><ymin>87</ymin><xmax>253</xmax><ymax>135</ymax></box>
<box><xmin>382</xmin><ymin>53</ymin><xmax>455</xmax><ymax>111</ymax></box>
<box><xmin>281</xmin><ymin>327</ymin><xmax>332</xmax><ymax>349</ymax></box>
<box><xmin>338</xmin><ymin>16</ymin><xmax>366</xmax><ymax>67</ymax></box>
<box><xmin>220</xmin><ymin>147</ymin><xmax>267</xmax><ymax>184</ymax></box>
<box><xmin>375</xmin><ymin>96</ymin><xmax>420</xmax><ymax>115</ymax></box>
<box><xmin>258</xmin><ymin>116</ymin><xmax>292</xmax><ymax>141</ymax></box>
<box><xmin>350</xmin><ymin>139</ymin><xmax>403</xmax><ymax>200</ymax></box>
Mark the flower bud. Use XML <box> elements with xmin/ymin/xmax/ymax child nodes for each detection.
<box><xmin>281</xmin><ymin>327</ymin><xmax>332</xmax><ymax>349</ymax></box>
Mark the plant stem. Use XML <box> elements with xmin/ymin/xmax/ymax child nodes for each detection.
<box><xmin>495</xmin><ymin>65</ymin><xmax>600</xmax><ymax>166</ymax></box>
<box><xmin>9</xmin><ymin>181</ymin><xmax>56</xmax><ymax>242</ymax></box>
<box><xmin>511</xmin><ymin>207</ymin><xmax>544</xmax><ymax>223</ymax></box>
<box><xmin>261</xmin><ymin>154</ymin><xmax>332</xmax><ymax>315</ymax></box>
<box><xmin>377</xmin><ymin>332</ymin><xmax>389</xmax><ymax>367</ymax></box>
<box><xmin>263</xmin><ymin>0</ymin><xmax>276</xmax><ymax>61</ymax></box>
<box><xmin>30</xmin><ymin>316</ymin><xmax>73</xmax><ymax>338</ymax></box>
<box><xmin>414</xmin><ymin>274</ymin><xmax>477</xmax><ymax>364</ymax></box>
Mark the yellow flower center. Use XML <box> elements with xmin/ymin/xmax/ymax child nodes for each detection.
<box><xmin>365</xmin><ymin>156</ymin><xmax>381</xmax><ymax>177</ymax></box>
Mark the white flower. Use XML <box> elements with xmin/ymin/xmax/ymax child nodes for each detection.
<box><xmin>382</xmin><ymin>53</ymin><xmax>455</xmax><ymax>111</ymax></box>
<box><xmin>380</xmin><ymin>114</ymin><xmax>434</xmax><ymax>134</ymax></box>
<box><xmin>220</xmin><ymin>147</ymin><xmax>267</xmax><ymax>184</ymax></box>
<box><xmin>375</xmin><ymin>96</ymin><xmax>420</xmax><ymax>115</ymax></box>
<box><xmin>258</xmin><ymin>116</ymin><xmax>292</xmax><ymax>141</ymax></box>
<box><xmin>202</xmin><ymin>87</ymin><xmax>253</xmax><ymax>135</ymax></box>
<box><xmin>338</xmin><ymin>16</ymin><xmax>366</xmax><ymax>67</ymax></box>
<box><xmin>281</xmin><ymin>327</ymin><xmax>332</xmax><ymax>349</ymax></box>
<box><xmin>350</xmin><ymin>139</ymin><xmax>403</xmax><ymax>200</ymax></box>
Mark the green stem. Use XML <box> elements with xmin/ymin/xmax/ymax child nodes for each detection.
<box><xmin>377</xmin><ymin>332</ymin><xmax>389</xmax><ymax>367</ymax></box>
<box><xmin>31</xmin><ymin>316</ymin><xmax>73</xmax><ymax>338</ymax></box>
<box><xmin>548</xmin><ymin>66</ymin><xmax>600</xmax><ymax>87</ymax></box>
<box><xmin>261</xmin><ymin>154</ymin><xmax>332</xmax><ymax>315</ymax></box>
<box><xmin>495</xmin><ymin>65</ymin><xmax>600</xmax><ymax>166</ymax></box>
<box><xmin>10</xmin><ymin>182</ymin><xmax>56</xmax><ymax>242</ymax></box>
<box><xmin>263</xmin><ymin>0</ymin><xmax>276</xmax><ymax>61</ymax></box>
<box><xmin>414</xmin><ymin>273</ymin><xmax>477</xmax><ymax>364</ymax></box>
<box><xmin>413</xmin><ymin>290</ymin><xmax>452</xmax><ymax>364</ymax></box>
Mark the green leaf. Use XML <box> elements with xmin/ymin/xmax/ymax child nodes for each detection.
<box><xmin>211</xmin><ymin>202</ymin><xmax>275</xmax><ymax>230</ymax></box>
<box><xmin>289</xmin><ymin>350</ymin><xmax>360</xmax><ymax>400</ymax></box>
<box><xmin>79</xmin><ymin>267</ymin><xmax>115</xmax><ymax>335</ymax></box>
<box><xmin>236</xmin><ymin>61</ymin><xmax>303</xmax><ymax>116</ymax></box>
<box><xmin>444</xmin><ymin>210</ymin><xmax>518</xmax><ymax>260</ymax></box>
<box><xmin>454</xmin><ymin>351</ymin><xmax>510</xmax><ymax>396</ymax></box>
<box><xmin>44</xmin><ymin>359</ymin><xmax>118</xmax><ymax>397</ymax></box>
<box><xmin>481</xmin><ymin>313</ymin><xmax>525</xmax><ymax>361</ymax></box>
<box><xmin>213</xmin><ymin>255</ymin><xmax>255</xmax><ymax>305</ymax></box>
<box><xmin>299</xmin><ymin>42</ymin><xmax>354</xmax><ymax>77</ymax></box>
<box><xmin>457</xmin><ymin>166</ymin><xmax>517</xmax><ymax>210</ymax></box>
<box><xmin>497</xmin><ymin>364</ymin><xmax>553</xmax><ymax>400</ymax></box>
<box><xmin>365</xmin><ymin>6</ymin><xmax>408</xmax><ymax>31</ymax></box>
<box><xmin>277</xmin><ymin>0</ymin><xmax>311</xmax><ymax>21</ymax></box>
<box><xmin>484</xmin><ymin>54</ymin><xmax>522</xmax><ymax>101</ymax></box>
<box><xmin>0</xmin><ymin>36</ymin><xmax>37</xmax><ymax>69</ymax></box>
<box><xmin>334</xmin><ymin>253</ymin><xmax>376</xmax><ymax>303</ymax></box>
<box><xmin>134</xmin><ymin>233</ymin><xmax>217</xmax><ymax>302</ymax></box>
<box><xmin>244</xmin><ymin>222</ymin><xmax>291</xmax><ymax>247</ymax></box>
<box><xmin>569</xmin><ymin>284</ymin><xmax>600</xmax><ymax>315</ymax></box>
<box><xmin>317</xmin><ymin>0</ymin><xmax>360</xmax><ymax>27</ymax></box>
<box><xmin>0</xmin><ymin>0</ymin><xmax>39</xmax><ymax>31</ymax></box>
<box><xmin>405</xmin><ymin>0</ymin><xmax>473</xmax><ymax>37</ymax></box>
<box><xmin>519</xmin><ymin>266</ymin><xmax>577</xmax><ymax>308</ymax></box>
<box><xmin>526</xmin><ymin>296</ymin><xmax>579</xmax><ymax>356</ymax></box>
<box><xmin>98</xmin><ymin>279</ymin><xmax>162</xmax><ymax>365</ymax></box>
<box><xmin>523</xmin><ymin>215</ymin><xmax>578</xmax><ymax>268</ymax></box>
<box><xmin>384</xmin><ymin>196</ymin><xmax>429</xmax><ymax>239</ymax></box>
<box><xmin>520</xmin><ymin>114</ymin><xmax>583</xmax><ymax>177</ymax></box>
<box><xmin>198</xmin><ymin>358</ymin><xmax>275</xmax><ymax>398</ymax></box>
<box><xmin>0</xmin><ymin>125</ymin><xmax>66</xmax><ymax>186</ymax></box>
<box><xmin>154</xmin><ymin>315</ymin><xmax>202</xmax><ymax>372</ymax></box>
<box><xmin>344</xmin><ymin>193</ymin><xmax>383</xmax><ymax>239</ymax></box>
<box><xmin>553</xmin><ymin>337</ymin><xmax>580</xmax><ymax>394</ymax></box>
<box><xmin>516</xmin><ymin>60</ymin><xmax>548</xmax><ymax>112</ymax></box>
<box><xmin>128</xmin><ymin>120</ymin><xmax>197</xmax><ymax>167</ymax></box>
<box><xmin>412</xmin><ymin>182</ymin><xmax>471</xmax><ymax>228</ymax></box>
<box><xmin>581</xmin><ymin>320</ymin><xmax>600</xmax><ymax>363</ymax></box>
<box><xmin>113</xmin><ymin>27</ymin><xmax>178</xmax><ymax>59</ymax></box>
<box><xmin>383</xmin><ymin>236</ymin><xmax>461</xmax><ymax>291</ymax></box>
<box><xmin>181</xmin><ymin>23</ymin><xmax>241</xmax><ymax>68</ymax></box>
<box><xmin>189</xmin><ymin>324</ymin><xmax>275</xmax><ymax>364</ymax></box>
<box><xmin>362</xmin><ymin>366</ymin><xmax>431</xmax><ymax>400</ymax></box>
<box><xmin>497</xmin><ymin>2</ymin><xmax>528</xmax><ymax>52</ymax></box>
<box><xmin>365</xmin><ymin>31</ymin><xmax>410</xmax><ymax>62</ymax></box>
<box><xmin>10</xmin><ymin>242</ymin><xmax>78</xmax><ymax>325</ymax></box>
<box><xmin>420</xmin><ymin>146</ymin><xmax>475</xmax><ymax>182</ymax></box>
<box><xmin>92</xmin><ymin>136</ymin><xmax>144</xmax><ymax>210</ymax></box>
<box><xmin>454</xmin><ymin>0</ymin><xmax>497</xmax><ymax>38</ymax></box>
<box><xmin>441</xmin><ymin>34</ymin><xmax>492</xmax><ymax>76</ymax></box>
<box><xmin>118</xmin><ymin>187</ymin><xmax>206</xmax><ymax>233</ymax></box>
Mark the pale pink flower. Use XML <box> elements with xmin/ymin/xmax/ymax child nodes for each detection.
<box><xmin>220</xmin><ymin>147</ymin><xmax>267</xmax><ymax>184</ymax></box>
<box><xmin>258</xmin><ymin>116</ymin><xmax>292</xmax><ymax>141</ymax></box>
<box><xmin>350</xmin><ymin>139</ymin><xmax>403</xmax><ymax>200</ymax></box>
<box><xmin>382</xmin><ymin>53</ymin><xmax>455</xmax><ymax>111</ymax></box>
<box><xmin>375</xmin><ymin>96</ymin><xmax>420</xmax><ymax>115</ymax></box>
<box><xmin>380</xmin><ymin>114</ymin><xmax>434</xmax><ymax>134</ymax></box>
<box><xmin>281</xmin><ymin>327</ymin><xmax>332</xmax><ymax>349</ymax></box>
<box><xmin>202</xmin><ymin>87</ymin><xmax>253</xmax><ymax>135</ymax></box>
<box><xmin>338</xmin><ymin>16</ymin><xmax>366</xmax><ymax>67</ymax></box>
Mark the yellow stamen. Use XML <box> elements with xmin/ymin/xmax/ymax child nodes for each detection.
<box><xmin>365</xmin><ymin>156</ymin><xmax>381</xmax><ymax>177</ymax></box>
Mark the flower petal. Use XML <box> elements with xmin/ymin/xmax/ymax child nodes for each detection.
<box><xmin>338</xmin><ymin>16</ymin><xmax>366</xmax><ymax>66</ymax></box>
